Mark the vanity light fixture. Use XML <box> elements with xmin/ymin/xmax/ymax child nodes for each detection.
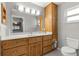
<box><xmin>25</xmin><ymin>7</ymin><xmax>30</xmax><ymax>14</ymax></box>
<box><xmin>18</xmin><ymin>5</ymin><xmax>24</xmax><ymax>12</ymax></box>
<box><xmin>31</xmin><ymin>9</ymin><xmax>36</xmax><ymax>15</ymax></box>
<box><xmin>17</xmin><ymin>4</ymin><xmax>41</xmax><ymax>16</ymax></box>
<box><xmin>36</xmin><ymin>10</ymin><xmax>40</xmax><ymax>16</ymax></box>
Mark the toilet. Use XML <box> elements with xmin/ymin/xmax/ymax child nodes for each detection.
<box><xmin>61</xmin><ymin>37</ymin><xmax>79</xmax><ymax>56</ymax></box>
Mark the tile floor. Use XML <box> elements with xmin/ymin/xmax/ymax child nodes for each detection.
<box><xmin>44</xmin><ymin>49</ymin><xmax>62</xmax><ymax>56</ymax></box>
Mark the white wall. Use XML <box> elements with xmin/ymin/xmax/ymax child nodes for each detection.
<box><xmin>0</xmin><ymin>2</ymin><xmax>1</xmax><ymax>31</ymax></box>
<box><xmin>58</xmin><ymin>2</ymin><xmax>79</xmax><ymax>47</ymax></box>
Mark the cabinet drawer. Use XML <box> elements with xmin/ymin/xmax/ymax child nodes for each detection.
<box><xmin>53</xmin><ymin>35</ymin><xmax>57</xmax><ymax>40</ymax></box>
<box><xmin>15</xmin><ymin>46</ymin><xmax>29</xmax><ymax>56</ymax></box>
<box><xmin>52</xmin><ymin>35</ymin><xmax>57</xmax><ymax>42</ymax></box>
<box><xmin>2</xmin><ymin>40</ymin><xmax>16</xmax><ymax>49</ymax></box>
<box><xmin>36</xmin><ymin>37</ymin><xmax>42</xmax><ymax>42</ymax></box>
<box><xmin>29</xmin><ymin>37</ymin><xmax>37</xmax><ymax>44</ymax></box>
<box><xmin>15</xmin><ymin>39</ymin><xmax>28</xmax><ymax>46</ymax></box>
<box><xmin>3</xmin><ymin>46</ymin><xmax>29</xmax><ymax>56</ymax></box>
<box><xmin>29</xmin><ymin>37</ymin><xmax>42</xmax><ymax>44</ymax></box>
<box><xmin>43</xmin><ymin>40</ymin><xmax>52</xmax><ymax>47</ymax></box>
<box><xmin>3</xmin><ymin>48</ymin><xmax>16</xmax><ymax>56</ymax></box>
<box><xmin>43</xmin><ymin>45</ymin><xmax>52</xmax><ymax>54</ymax></box>
<box><xmin>43</xmin><ymin>35</ymin><xmax>52</xmax><ymax>41</ymax></box>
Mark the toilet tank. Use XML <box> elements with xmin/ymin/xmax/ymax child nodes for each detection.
<box><xmin>67</xmin><ymin>37</ymin><xmax>79</xmax><ymax>49</ymax></box>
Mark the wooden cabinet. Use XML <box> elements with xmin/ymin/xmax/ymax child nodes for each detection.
<box><xmin>3</xmin><ymin>47</ymin><xmax>16</xmax><ymax>56</ymax></box>
<box><xmin>15</xmin><ymin>46</ymin><xmax>29</xmax><ymax>56</ymax></box>
<box><xmin>29</xmin><ymin>42</ymin><xmax>42</xmax><ymax>56</ymax></box>
<box><xmin>44</xmin><ymin>3</ymin><xmax>57</xmax><ymax>34</ymax></box>
<box><xmin>2</xmin><ymin>38</ymin><xmax>29</xmax><ymax>56</ymax></box>
<box><xmin>2</xmin><ymin>39</ymin><xmax>16</xmax><ymax>49</ymax></box>
<box><xmin>29</xmin><ymin>37</ymin><xmax>42</xmax><ymax>56</ymax></box>
<box><xmin>1</xmin><ymin>35</ymin><xmax>55</xmax><ymax>56</ymax></box>
<box><xmin>52</xmin><ymin>4</ymin><xmax>57</xmax><ymax>34</ymax></box>
<box><xmin>29</xmin><ymin>43</ymin><xmax>36</xmax><ymax>56</ymax></box>
<box><xmin>3</xmin><ymin>46</ymin><xmax>29</xmax><ymax>56</ymax></box>
<box><xmin>43</xmin><ymin>35</ymin><xmax>52</xmax><ymax>41</ymax></box>
<box><xmin>36</xmin><ymin>42</ymin><xmax>42</xmax><ymax>56</ymax></box>
<box><xmin>29</xmin><ymin>37</ymin><xmax>42</xmax><ymax>44</ymax></box>
<box><xmin>2</xmin><ymin>37</ymin><xmax>42</xmax><ymax>56</ymax></box>
<box><xmin>52</xmin><ymin>34</ymin><xmax>57</xmax><ymax>41</ymax></box>
<box><xmin>1</xmin><ymin>3</ymin><xmax>7</xmax><ymax>24</ymax></box>
<box><xmin>15</xmin><ymin>39</ymin><xmax>28</xmax><ymax>47</ymax></box>
<box><xmin>44</xmin><ymin>3</ymin><xmax>58</xmax><ymax>49</ymax></box>
<box><xmin>43</xmin><ymin>35</ymin><xmax>52</xmax><ymax>54</ymax></box>
<box><xmin>44</xmin><ymin>3</ymin><xmax>53</xmax><ymax>32</ymax></box>
<box><xmin>43</xmin><ymin>39</ymin><xmax>51</xmax><ymax>47</ymax></box>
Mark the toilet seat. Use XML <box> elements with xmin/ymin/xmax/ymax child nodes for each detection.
<box><xmin>61</xmin><ymin>46</ymin><xmax>76</xmax><ymax>56</ymax></box>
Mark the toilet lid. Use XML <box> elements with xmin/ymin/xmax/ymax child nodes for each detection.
<box><xmin>61</xmin><ymin>47</ymin><xmax>76</xmax><ymax>54</ymax></box>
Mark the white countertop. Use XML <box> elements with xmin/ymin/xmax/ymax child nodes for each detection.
<box><xmin>1</xmin><ymin>32</ymin><xmax>52</xmax><ymax>40</ymax></box>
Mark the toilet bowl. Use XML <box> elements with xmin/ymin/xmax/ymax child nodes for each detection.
<box><xmin>61</xmin><ymin>37</ymin><xmax>79</xmax><ymax>56</ymax></box>
<box><xmin>61</xmin><ymin>46</ymin><xmax>76</xmax><ymax>56</ymax></box>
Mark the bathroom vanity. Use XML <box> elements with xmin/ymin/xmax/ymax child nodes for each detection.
<box><xmin>1</xmin><ymin>32</ymin><xmax>57</xmax><ymax>56</ymax></box>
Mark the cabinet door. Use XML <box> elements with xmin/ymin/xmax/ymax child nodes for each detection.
<box><xmin>52</xmin><ymin>4</ymin><xmax>57</xmax><ymax>34</ymax></box>
<box><xmin>44</xmin><ymin>3</ymin><xmax>57</xmax><ymax>33</ymax></box>
<box><xmin>29</xmin><ymin>42</ymin><xmax>42</xmax><ymax>56</ymax></box>
<box><xmin>15</xmin><ymin>46</ymin><xmax>29</xmax><ymax>56</ymax></box>
<box><xmin>43</xmin><ymin>35</ymin><xmax>52</xmax><ymax>54</ymax></box>
<box><xmin>2</xmin><ymin>40</ymin><xmax>16</xmax><ymax>49</ymax></box>
<box><xmin>43</xmin><ymin>39</ymin><xmax>52</xmax><ymax>47</ymax></box>
<box><xmin>52</xmin><ymin>35</ymin><xmax>57</xmax><ymax>41</ymax></box>
<box><xmin>45</xmin><ymin>3</ymin><xmax>53</xmax><ymax>32</ymax></box>
<box><xmin>3</xmin><ymin>45</ymin><xmax>29</xmax><ymax>56</ymax></box>
<box><xmin>29</xmin><ymin>43</ymin><xmax>36</xmax><ymax>56</ymax></box>
<box><xmin>29</xmin><ymin>37</ymin><xmax>42</xmax><ymax>56</ymax></box>
<box><xmin>43</xmin><ymin>35</ymin><xmax>52</xmax><ymax>47</ymax></box>
<box><xmin>3</xmin><ymin>48</ymin><xmax>16</xmax><ymax>56</ymax></box>
<box><xmin>36</xmin><ymin>42</ymin><xmax>42</xmax><ymax>56</ymax></box>
<box><xmin>45</xmin><ymin>4</ymin><xmax>53</xmax><ymax>17</ymax></box>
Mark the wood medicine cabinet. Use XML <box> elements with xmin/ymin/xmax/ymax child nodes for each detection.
<box><xmin>1</xmin><ymin>3</ymin><xmax>7</xmax><ymax>24</ymax></box>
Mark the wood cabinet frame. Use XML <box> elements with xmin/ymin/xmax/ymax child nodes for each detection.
<box><xmin>1</xmin><ymin>3</ymin><xmax>7</xmax><ymax>24</ymax></box>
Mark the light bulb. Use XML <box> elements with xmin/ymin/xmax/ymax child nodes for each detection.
<box><xmin>18</xmin><ymin>5</ymin><xmax>24</xmax><ymax>12</ymax></box>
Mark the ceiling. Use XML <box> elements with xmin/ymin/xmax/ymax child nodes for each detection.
<box><xmin>32</xmin><ymin>2</ymin><xmax>63</xmax><ymax>7</ymax></box>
